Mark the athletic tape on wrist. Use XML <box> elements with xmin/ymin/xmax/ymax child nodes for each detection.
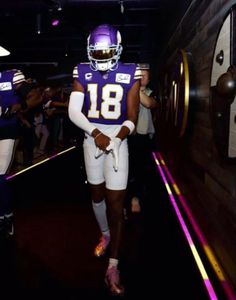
<box><xmin>122</xmin><ymin>120</ymin><xmax>135</xmax><ymax>134</ymax></box>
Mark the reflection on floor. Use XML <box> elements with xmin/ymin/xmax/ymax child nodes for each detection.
<box><xmin>2</xmin><ymin>147</ymin><xmax>217</xmax><ymax>299</ymax></box>
<box><xmin>11</xmin><ymin>144</ymin><xmax>75</xmax><ymax>175</ymax></box>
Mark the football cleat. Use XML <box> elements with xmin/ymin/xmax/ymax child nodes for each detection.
<box><xmin>105</xmin><ymin>266</ymin><xmax>124</xmax><ymax>296</ymax></box>
<box><xmin>94</xmin><ymin>234</ymin><xmax>110</xmax><ymax>257</ymax></box>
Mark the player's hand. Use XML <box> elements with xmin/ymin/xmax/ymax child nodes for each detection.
<box><xmin>106</xmin><ymin>137</ymin><xmax>122</xmax><ymax>171</ymax></box>
<box><xmin>94</xmin><ymin>132</ymin><xmax>110</xmax><ymax>152</ymax></box>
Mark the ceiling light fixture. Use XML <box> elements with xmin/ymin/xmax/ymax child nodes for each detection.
<box><xmin>0</xmin><ymin>46</ymin><xmax>10</xmax><ymax>56</ymax></box>
<box><xmin>57</xmin><ymin>2</ymin><xmax>62</xmax><ymax>11</ymax></box>
<box><xmin>52</xmin><ymin>19</ymin><xmax>60</xmax><ymax>26</ymax></box>
<box><xmin>119</xmin><ymin>0</ymin><xmax>124</xmax><ymax>14</ymax></box>
<box><xmin>36</xmin><ymin>14</ymin><xmax>41</xmax><ymax>34</ymax></box>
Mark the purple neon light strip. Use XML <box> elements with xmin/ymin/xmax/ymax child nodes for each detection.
<box><xmin>7</xmin><ymin>146</ymin><xmax>76</xmax><ymax>180</ymax></box>
<box><xmin>157</xmin><ymin>152</ymin><xmax>206</xmax><ymax>244</ymax></box>
<box><xmin>156</xmin><ymin>152</ymin><xmax>236</xmax><ymax>300</ymax></box>
<box><xmin>152</xmin><ymin>152</ymin><xmax>218</xmax><ymax>300</ymax></box>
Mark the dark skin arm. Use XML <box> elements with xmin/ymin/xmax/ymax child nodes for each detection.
<box><xmin>72</xmin><ymin>79</ymin><xmax>110</xmax><ymax>151</ymax></box>
<box><xmin>11</xmin><ymin>84</ymin><xmax>43</xmax><ymax>113</ymax></box>
<box><xmin>25</xmin><ymin>87</ymin><xmax>43</xmax><ymax>109</ymax></box>
<box><xmin>116</xmin><ymin>79</ymin><xmax>140</xmax><ymax>140</ymax></box>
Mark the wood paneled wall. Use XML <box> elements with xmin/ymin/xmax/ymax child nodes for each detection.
<box><xmin>156</xmin><ymin>0</ymin><xmax>236</xmax><ymax>292</ymax></box>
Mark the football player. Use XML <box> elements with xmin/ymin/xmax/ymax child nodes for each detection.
<box><xmin>68</xmin><ymin>24</ymin><xmax>141</xmax><ymax>295</ymax></box>
<box><xmin>0</xmin><ymin>68</ymin><xmax>42</xmax><ymax>239</ymax></box>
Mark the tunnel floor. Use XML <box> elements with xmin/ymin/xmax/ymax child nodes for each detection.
<box><xmin>1</xmin><ymin>147</ymin><xmax>215</xmax><ymax>299</ymax></box>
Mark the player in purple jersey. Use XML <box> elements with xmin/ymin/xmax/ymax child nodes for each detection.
<box><xmin>0</xmin><ymin>67</ymin><xmax>42</xmax><ymax>239</ymax></box>
<box><xmin>68</xmin><ymin>24</ymin><xmax>141</xmax><ymax>295</ymax></box>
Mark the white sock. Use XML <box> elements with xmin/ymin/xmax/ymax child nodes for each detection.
<box><xmin>92</xmin><ymin>200</ymin><xmax>110</xmax><ymax>236</ymax></box>
<box><xmin>108</xmin><ymin>258</ymin><xmax>119</xmax><ymax>269</ymax></box>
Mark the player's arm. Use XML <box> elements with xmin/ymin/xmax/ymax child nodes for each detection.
<box><xmin>68</xmin><ymin>79</ymin><xmax>110</xmax><ymax>151</ymax></box>
<box><xmin>8</xmin><ymin>82</ymin><xmax>42</xmax><ymax>114</ymax></box>
<box><xmin>116</xmin><ymin>79</ymin><xmax>140</xmax><ymax>140</ymax></box>
<box><xmin>68</xmin><ymin>79</ymin><xmax>95</xmax><ymax>135</ymax></box>
<box><xmin>139</xmin><ymin>89</ymin><xmax>157</xmax><ymax>109</ymax></box>
<box><xmin>106</xmin><ymin>79</ymin><xmax>140</xmax><ymax>171</ymax></box>
<box><xmin>24</xmin><ymin>86</ymin><xmax>43</xmax><ymax>109</ymax></box>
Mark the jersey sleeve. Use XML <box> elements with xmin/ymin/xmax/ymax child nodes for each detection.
<box><xmin>134</xmin><ymin>64</ymin><xmax>142</xmax><ymax>80</ymax></box>
<box><xmin>12</xmin><ymin>70</ymin><xmax>26</xmax><ymax>85</ymax></box>
<box><xmin>72</xmin><ymin>65</ymin><xmax>79</xmax><ymax>79</ymax></box>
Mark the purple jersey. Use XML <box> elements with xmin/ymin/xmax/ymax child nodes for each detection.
<box><xmin>0</xmin><ymin>69</ymin><xmax>25</xmax><ymax>134</ymax></box>
<box><xmin>73</xmin><ymin>62</ymin><xmax>141</xmax><ymax>125</ymax></box>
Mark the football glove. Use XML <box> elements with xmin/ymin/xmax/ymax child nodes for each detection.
<box><xmin>95</xmin><ymin>147</ymin><xmax>104</xmax><ymax>158</ymax></box>
<box><xmin>106</xmin><ymin>137</ymin><xmax>122</xmax><ymax>172</ymax></box>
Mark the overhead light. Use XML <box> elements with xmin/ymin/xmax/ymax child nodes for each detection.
<box><xmin>119</xmin><ymin>1</ymin><xmax>124</xmax><ymax>14</ymax></box>
<box><xmin>57</xmin><ymin>2</ymin><xmax>62</xmax><ymax>11</ymax></box>
<box><xmin>52</xmin><ymin>18</ymin><xmax>60</xmax><ymax>26</ymax></box>
<box><xmin>48</xmin><ymin>0</ymin><xmax>62</xmax><ymax>11</ymax></box>
<box><xmin>0</xmin><ymin>46</ymin><xmax>10</xmax><ymax>56</ymax></box>
<box><xmin>50</xmin><ymin>2</ymin><xmax>62</xmax><ymax>27</ymax></box>
<box><xmin>36</xmin><ymin>14</ymin><xmax>41</xmax><ymax>34</ymax></box>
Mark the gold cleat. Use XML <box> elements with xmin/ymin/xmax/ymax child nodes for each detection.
<box><xmin>94</xmin><ymin>235</ymin><xmax>110</xmax><ymax>257</ymax></box>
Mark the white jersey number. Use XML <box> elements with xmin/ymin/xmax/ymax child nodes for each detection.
<box><xmin>87</xmin><ymin>83</ymin><xmax>123</xmax><ymax>120</ymax></box>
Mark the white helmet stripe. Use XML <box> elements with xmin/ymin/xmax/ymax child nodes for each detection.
<box><xmin>13</xmin><ymin>70</ymin><xmax>25</xmax><ymax>84</ymax></box>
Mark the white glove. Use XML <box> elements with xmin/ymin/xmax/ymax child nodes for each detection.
<box><xmin>95</xmin><ymin>147</ymin><xmax>104</xmax><ymax>158</ymax></box>
<box><xmin>106</xmin><ymin>137</ymin><xmax>122</xmax><ymax>171</ymax></box>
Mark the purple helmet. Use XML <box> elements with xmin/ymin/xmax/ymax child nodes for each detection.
<box><xmin>87</xmin><ymin>24</ymin><xmax>123</xmax><ymax>71</ymax></box>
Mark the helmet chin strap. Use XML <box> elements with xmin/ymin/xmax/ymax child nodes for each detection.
<box><xmin>97</xmin><ymin>61</ymin><xmax>113</xmax><ymax>71</ymax></box>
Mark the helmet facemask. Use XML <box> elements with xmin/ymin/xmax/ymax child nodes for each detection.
<box><xmin>87</xmin><ymin>24</ymin><xmax>123</xmax><ymax>72</ymax></box>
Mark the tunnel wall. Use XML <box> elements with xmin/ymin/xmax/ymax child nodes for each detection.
<box><xmin>156</xmin><ymin>0</ymin><xmax>236</xmax><ymax>291</ymax></box>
